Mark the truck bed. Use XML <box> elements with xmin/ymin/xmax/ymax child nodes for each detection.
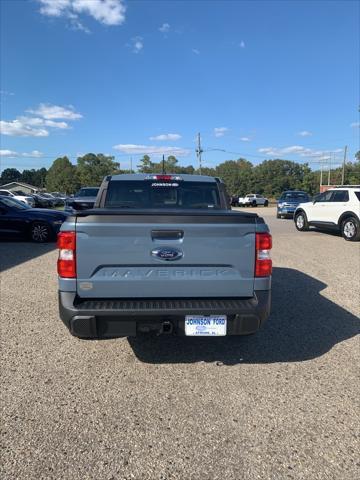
<box><xmin>65</xmin><ymin>209</ymin><xmax>265</xmax><ymax>300</ymax></box>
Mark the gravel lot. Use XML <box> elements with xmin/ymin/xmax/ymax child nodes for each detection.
<box><xmin>1</xmin><ymin>207</ymin><xmax>359</xmax><ymax>480</ymax></box>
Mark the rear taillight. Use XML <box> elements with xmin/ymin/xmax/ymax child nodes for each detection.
<box><xmin>57</xmin><ymin>231</ymin><xmax>76</xmax><ymax>278</ymax></box>
<box><xmin>255</xmin><ymin>232</ymin><xmax>272</xmax><ymax>277</ymax></box>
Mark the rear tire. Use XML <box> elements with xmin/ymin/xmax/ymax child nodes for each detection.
<box><xmin>341</xmin><ymin>216</ymin><xmax>360</xmax><ymax>241</ymax></box>
<box><xmin>264</xmin><ymin>200</ymin><xmax>269</xmax><ymax>207</ymax></box>
<box><xmin>295</xmin><ymin>211</ymin><xmax>309</xmax><ymax>231</ymax></box>
<box><xmin>30</xmin><ymin>222</ymin><xmax>52</xmax><ymax>243</ymax></box>
<box><xmin>276</xmin><ymin>212</ymin><xmax>281</xmax><ymax>219</ymax></box>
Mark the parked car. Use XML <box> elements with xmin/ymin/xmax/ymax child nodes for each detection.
<box><xmin>40</xmin><ymin>192</ymin><xmax>63</xmax><ymax>207</ymax></box>
<box><xmin>0</xmin><ymin>189</ymin><xmax>35</xmax><ymax>207</ymax></box>
<box><xmin>0</xmin><ymin>196</ymin><xmax>67</xmax><ymax>242</ymax></box>
<box><xmin>64</xmin><ymin>187</ymin><xmax>99</xmax><ymax>213</ymax></box>
<box><xmin>294</xmin><ymin>187</ymin><xmax>360</xmax><ymax>241</ymax></box>
<box><xmin>238</xmin><ymin>194</ymin><xmax>269</xmax><ymax>207</ymax></box>
<box><xmin>30</xmin><ymin>193</ymin><xmax>53</xmax><ymax>208</ymax></box>
<box><xmin>230</xmin><ymin>195</ymin><xmax>239</xmax><ymax>207</ymax></box>
<box><xmin>277</xmin><ymin>190</ymin><xmax>310</xmax><ymax>218</ymax></box>
<box><xmin>51</xmin><ymin>192</ymin><xmax>68</xmax><ymax>202</ymax></box>
<box><xmin>58</xmin><ymin>173</ymin><xmax>272</xmax><ymax>338</ymax></box>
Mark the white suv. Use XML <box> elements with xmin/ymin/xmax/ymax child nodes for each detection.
<box><xmin>294</xmin><ymin>187</ymin><xmax>360</xmax><ymax>241</ymax></box>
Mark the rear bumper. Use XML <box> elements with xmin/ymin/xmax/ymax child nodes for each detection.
<box><xmin>59</xmin><ymin>290</ymin><xmax>271</xmax><ymax>338</ymax></box>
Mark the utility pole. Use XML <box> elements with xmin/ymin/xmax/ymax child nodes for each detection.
<box><xmin>130</xmin><ymin>157</ymin><xmax>133</xmax><ymax>173</ymax></box>
<box><xmin>162</xmin><ymin>154</ymin><xmax>165</xmax><ymax>174</ymax></box>
<box><xmin>320</xmin><ymin>160</ymin><xmax>323</xmax><ymax>188</ymax></box>
<box><xmin>341</xmin><ymin>146</ymin><xmax>347</xmax><ymax>186</ymax></box>
<box><xmin>327</xmin><ymin>152</ymin><xmax>332</xmax><ymax>186</ymax></box>
<box><xmin>196</xmin><ymin>132</ymin><xmax>203</xmax><ymax>175</ymax></box>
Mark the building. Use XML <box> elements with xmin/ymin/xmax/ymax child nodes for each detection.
<box><xmin>0</xmin><ymin>182</ymin><xmax>39</xmax><ymax>194</ymax></box>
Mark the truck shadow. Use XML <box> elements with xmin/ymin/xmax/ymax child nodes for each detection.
<box><xmin>0</xmin><ymin>240</ymin><xmax>55</xmax><ymax>272</ymax></box>
<box><xmin>128</xmin><ymin>267</ymin><xmax>359</xmax><ymax>365</ymax></box>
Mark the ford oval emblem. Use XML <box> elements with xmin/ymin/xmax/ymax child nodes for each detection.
<box><xmin>151</xmin><ymin>247</ymin><xmax>183</xmax><ymax>261</ymax></box>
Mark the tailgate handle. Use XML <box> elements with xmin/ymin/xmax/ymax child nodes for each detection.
<box><xmin>151</xmin><ymin>230</ymin><xmax>184</xmax><ymax>240</ymax></box>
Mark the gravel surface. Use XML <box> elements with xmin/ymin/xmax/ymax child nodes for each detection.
<box><xmin>1</xmin><ymin>208</ymin><xmax>359</xmax><ymax>480</ymax></box>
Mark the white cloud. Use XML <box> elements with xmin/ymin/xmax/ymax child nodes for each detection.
<box><xmin>159</xmin><ymin>23</ymin><xmax>170</xmax><ymax>33</ymax></box>
<box><xmin>0</xmin><ymin>90</ymin><xmax>14</xmax><ymax>96</ymax></box>
<box><xmin>24</xmin><ymin>150</ymin><xmax>44</xmax><ymax>158</ymax></box>
<box><xmin>350</xmin><ymin>122</ymin><xmax>360</xmax><ymax>128</ymax></box>
<box><xmin>192</xmin><ymin>48</ymin><xmax>200</xmax><ymax>55</ymax></box>
<box><xmin>0</xmin><ymin>149</ymin><xmax>19</xmax><ymax>157</ymax></box>
<box><xmin>18</xmin><ymin>116</ymin><xmax>69</xmax><ymax>129</ymax></box>
<box><xmin>0</xmin><ymin>149</ymin><xmax>44</xmax><ymax>158</ymax></box>
<box><xmin>0</xmin><ymin>120</ymin><xmax>49</xmax><ymax>137</ymax></box>
<box><xmin>298</xmin><ymin>130</ymin><xmax>312</xmax><ymax>137</ymax></box>
<box><xmin>1</xmin><ymin>103</ymin><xmax>81</xmax><ymax>137</ymax></box>
<box><xmin>240</xmin><ymin>137</ymin><xmax>251</xmax><ymax>142</ymax></box>
<box><xmin>258</xmin><ymin>145</ymin><xmax>343</xmax><ymax>160</ymax></box>
<box><xmin>214</xmin><ymin>127</ymin><xmax>228</xmax><ymax>138</ymax></box>
<box><xmin>27</xmin><ymin>103</ymin><xmax>82</xmax><ymax>120</ymax></box>
<box><xmin>239</xmin><ymin>40</ymin><xmax>245</xmax><ymax>48</ymax></box>
<box><xmin>113</xmin><ymin>144</ymin><xmax>190</xmax><ymax>157</ymax></box>
<box><xmin>128</xmin><ymin>36</ymin><xmax>143</xmax><ymax>54</ymax></box>
<box><xmin>149</xmin><ymin>133</ymin><xmax>182</xmax><ymax>141</ymax></box>
<box><xmin>38</xmin><ymin>0</ymin><xmax>126</xmax><ymax>27</ymax></box>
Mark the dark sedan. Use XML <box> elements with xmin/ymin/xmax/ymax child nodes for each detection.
<box><xmin>0</xmin><ymin>197</ymin><xmax>67</xmax><ymax>242</ymax></box>
<box><xmin>31</xmin><ymin>193</ymin><xmax>53</xmax><ymax>208</ymax></box>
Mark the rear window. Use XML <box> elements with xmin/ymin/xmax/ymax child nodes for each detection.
<box><xmin>76</xmin><ymin>188</ymin><xmax>99</xmax><ymax>197</ymax></box>
<box><xmin>280</xmin><ymin>192</ymin><xmax>309</xmax><ymax>201</ymax></box>
<box><xmin>104</xmin><ymin>180</ymin><xmax>221</xmax><ymax>209</ymax></box>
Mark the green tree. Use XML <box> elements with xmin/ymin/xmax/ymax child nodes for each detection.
<box><xmin>76</xmin><ymin>153</ymin><xmax>120</xmax><ymax>186</ymax></box>
<box><xmin>253</xmin><ymin>159</ymin><xmax>306</xmax><ymax>197</ymax></box>
<box><xmin>137</xmin><ymin>155</ymin><xmax>154</xmax><ymax>173</ymax></box>
<box><xmin>21</xmin><ymin>168</ymin><xmax>48</xmax><ymax>188</ymax></box>
<box><xmin>46</xmin><ymin>157</ymin><xmax>79</xmax><ymax>194</ymax></box>
<box><xmin>215</xmin><ymin>159</ymin><xmax>254</xmax><ymax>196</ymax></box>
<box><xmin>165</xmin><ymin>155</ymin><xmax>178</xmax><ymax>172</ymax></box>
<box><xmin>0</xmin><ymin>168</ymin><xmax>21</xmax><ymax>185</ymax></box>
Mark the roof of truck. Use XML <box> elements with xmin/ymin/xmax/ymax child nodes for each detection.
<box><xmin>109</xmin><ymin>173</ymin><xmax>218</xmax><ymax>182</ymax></box>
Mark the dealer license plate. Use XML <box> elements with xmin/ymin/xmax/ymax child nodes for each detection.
<box><xmin>185</xmin><ymin>315</ymin><xmax>227</xmax><ymax>336</ymax></box>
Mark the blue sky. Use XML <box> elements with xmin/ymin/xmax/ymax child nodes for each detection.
<box><xmin>0</xmin><ymin>0</ymin><xmax>359</xmax><ymax>172</ymax></box>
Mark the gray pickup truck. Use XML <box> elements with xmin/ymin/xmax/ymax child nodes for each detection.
<box><xmin>57</xmin><ymin>174</ymin><xmax>272</xmax><ymax>338</ymax></box>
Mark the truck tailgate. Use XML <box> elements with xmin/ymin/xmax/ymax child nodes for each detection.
<box><xmin>75</xmin><ymin>211</ymin><xmax>257</xmax><ymax>298</ymax></box>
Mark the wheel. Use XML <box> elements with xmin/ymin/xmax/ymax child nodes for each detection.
<box><xmin>264</xmin><ymin>200</ymin><xmax>269</xmax><ymax>207</ymax></box>
<box><xmin>341</xmin><ymin>216</ymin><xmax>360</xmax><ymax>241</ymax></box>
<box><xmin>276</xmin><ymin>212</ymin><xmax>281</xmax><ymax>219</ymax></box>
<box><xmin>295</xmin><ymin>211</ymin><xmax>309</xmax><ymax>231</ymax></box>
<box><xmin>30</xmin><ymin>222</ymin><xmax>52</xmax><ymax>243</ymax></box>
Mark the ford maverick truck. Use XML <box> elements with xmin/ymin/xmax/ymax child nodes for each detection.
<box><xmin>57</xmin><ymin>174</ymin><xmax>272</xmax><ymax>338</ymax></box>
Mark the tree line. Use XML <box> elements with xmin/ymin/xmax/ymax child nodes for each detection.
<box><xmin>1</xmin><ymin>151</ymin><xmax>359</xmax><ymax>197</ymax></box>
